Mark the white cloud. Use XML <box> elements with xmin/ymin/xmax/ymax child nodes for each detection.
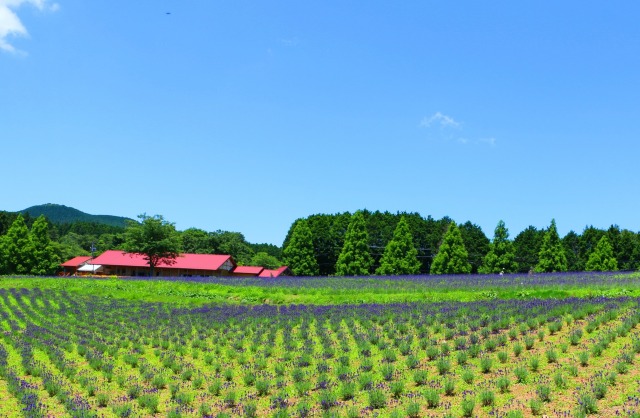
<box><xmin>280</xmin><ymin>37</ymin><xmax>300</xmax><ymax>47</ymax></box>
<box><xmin>0</xmin><ymin>0</ymin><xmax>58</xmax><ymax>53</ymax></box>
<box><xmin>420</xmin><ymin>112</ymin><xmax>496</xmax><ymax>147</ymax></box>
<box><xmin>479</xmin><ymin>137</ymin><xmax>497</xmax><ymax>146</ymax></box>
<box><xmin>420</xmin><ymin>112</ymin><xmax>461</xmax><ymax>129</ymax></box>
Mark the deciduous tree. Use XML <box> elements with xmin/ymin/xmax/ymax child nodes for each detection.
<box><xmin>250</xmin><ymin>251</ymin><xmax>282</xmax><ymax>270</ymax></box>
<box><xmin>430</xmin><ymin>222</ymin><xmax>471</xmax><ymax>275</ymax></box>
<box><xmin>122</xmin><ymin>214</ymin><xmax>181</xmax><ymax>277</ymax></box>
<box><xmin>375</xmin><ymin>216</ymin><xmax>420</xmax><ymax>275</ymax></box>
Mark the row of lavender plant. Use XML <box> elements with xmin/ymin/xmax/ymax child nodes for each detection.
<box><xmin>1</xmin><ymin>288</ymin><xmax>640</xmax><ymax>416</ymax></box>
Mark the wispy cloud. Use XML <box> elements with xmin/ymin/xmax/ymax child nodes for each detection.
<box><xmin>280</xmin><ymin>37</ymin><xmax>300</xmax><ymax>47</ymax></box>
<box><xmin>420</xmin><ymin>111</ymin><xmax>497</xmax><ymax>147</ymax></box>
<box><xmin>0</xmin><ymin>0</ymin><xmax>58</xmax><ymax>53</ymax></box>
<box><xmin>420</xmin><ymin>112</ymin><xmax>461</xmax><ymax>129</ymax></box>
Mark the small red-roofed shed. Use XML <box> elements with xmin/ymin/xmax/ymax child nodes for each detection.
<box><xmin>60</xmin><ymin>256</ymin><xmax>92</xmax><ymax>275</ymax></box>
<box><xmin>258</xmin><ymin>266</ymin><xmax>291</xmax><ymax>278</ymax></box>
<box><xmin>233</xmin><ymin>266</ymin><xmax>265</xmax><ymax>277</ymax></box>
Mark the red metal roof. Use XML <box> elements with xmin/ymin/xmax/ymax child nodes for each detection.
<box><xmin>90</xmin><ymin>250</ymin><xmax>234</xmax><ymax>271</ymax></box>
<box><xmin>258</xmin><ymin>266</ymin><xmax>290</xmax><ymax>278</ymax></box>
<box><xmin>60</xmin><ymin>256</ymin><xmax>92</xmax><ymax>268</ymax></box>
<box><xmin>233</xmin><ymin>266</ymin><xmax>264</xmax><ymax>275</ymax></box>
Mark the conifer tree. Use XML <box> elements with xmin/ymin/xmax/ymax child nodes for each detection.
<box><xmin>375</xmin><ymin>216</ymin><xmax>420</xmax><ymax>275</ymax></box>
<box><xmin>585</xmin><ymin>235</ymin><xmax>618</xmax><ymax>272</ymax></box>
<box><xmin>479</xmin><ymin>220</ymin><xmax>517</xmax><ymax>274</ymax></box>
<box><xmin>29</xmin><ymin>215</ymin><xmax>60</xmax><ymax>275</ymax></box>
<box><xmin>535</xmin><ymin>219</ymin><xmax>568</xmax><ymax>273</ymax></box>
<box><xmin>1</xmin><ymin>214</ymin><xmax>34</xmax><ymax>274</ymax></box>
<box><xmin>283</xmin><ymin>220</ymin><xmax>319</xmax><ymax>276</ymax></box>
<box><xmin>335</xmin><ymin>211</ymin><xmax>373</xmax><ymax>276</ymax></box>
<box><xmin>430</xmin><ymin>222</ymin><xmax>471</xmax><ymax>275</ymax></box>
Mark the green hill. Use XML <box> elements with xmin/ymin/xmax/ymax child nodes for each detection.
<box><xmin>21</xmin><ymin>204</ymin><xmax>132</xmax><ymax>228</ymax></box>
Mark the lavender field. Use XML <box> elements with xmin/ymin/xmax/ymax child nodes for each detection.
<box><xmin>1</xmin><ymin>278</ymin><xmax>640</xmax><ymax>417</ymax></box>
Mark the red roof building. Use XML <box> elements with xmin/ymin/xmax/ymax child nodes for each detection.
<box><xmin>60</xmin><ymin>256</ymin><xmax>93</xmax><ymax>275</ymax></box>
<box><xmin>233</xmin><ymin>266</ymin><xmax>265</xmax><ymax>276</ymax></box>
<box><xmin>87</xmin><ymin>250</ymin><xmax>236</xmax><ymax>277</ymax></box>
<box><xmin>61</xmin><ymin>252</ymin><xmax>290</xmax><ymax>278</ymax></box>
<box><xmin>258</xmin><ymin>266</ymin><xmax>291</xmax><ymax>278</ymax></box>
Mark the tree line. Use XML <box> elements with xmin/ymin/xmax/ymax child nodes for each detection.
<box><xmin>1</xmin><ymin>208</ymin><xmax>638</xmax><ymax>276</ymax></box>
<box><xmin>282</xmin><ymin>210</ymin><xmax>640</xmax><ymax>276</ymax></box>
<box><xmin>0</xmin><ymin>212</ymin><xmax>282</xmax><ymax>275</ymax></box>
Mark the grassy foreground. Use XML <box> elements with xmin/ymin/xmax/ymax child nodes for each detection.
<box><xmin>1</xmin><ymin>272</ymin><xmax>639</xmax><ymax>306</ymax></box>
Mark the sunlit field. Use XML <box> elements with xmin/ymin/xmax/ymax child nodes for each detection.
<box><xmin>1</xmin><ymin>273</ymin><xmax>640</xmax><ymax>417</ymax></box>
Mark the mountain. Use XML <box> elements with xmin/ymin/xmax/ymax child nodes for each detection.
<box><xmin>21</xmin><ymin>204</ymin><xmax>133</xmax><ymax>228</ymax></box>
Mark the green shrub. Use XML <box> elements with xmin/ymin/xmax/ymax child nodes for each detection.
<box><xmin>496</xmin><ymin>376</ymin><xmax>511</xmax><ymax>393</ymax></box>
<box><xmin>424</xmin><ymin>388</ymin><xmax>440</xmax><ymax>408</ymax></box>
<box><xmin>368</xmin><ymin>389</ymin><xmax>386</xmax><ymax>409</ymax></box>
<box><xmin>461</xmin><ymin>397</ymin><xmax>475</xmax><ymax>417</ymax></box>
<box><xmin>479</xmin><ymin>390</ymin><xmax>495</xmax><ymax>406</ymax></box>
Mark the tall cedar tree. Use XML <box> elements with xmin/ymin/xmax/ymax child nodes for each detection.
<box><xmin>375</xmin><ymin>216</ymin><xmax>420</xmax><ymax>275</ymax></box>
<box><xmin>29</xmin><ymin>216</ymin><xmax>60</xmax><ymax>275</ymax></box>
<box><xmin>535</xmin><ymin>219</ymin><xmax>568</xmax><ymax>273</ymax></box>
<box><xmin>282</xmin><ymin>220</ymin><xmax>318</xmax><ymax>276</ymax></box>
<box><xmin>585</xmin><ymin>235</ymin><xmax>618</xmax><ymax>271</ymax></box>
<box><xmin>0</xmin><ymin>214</ymin><xmax>34</xmax><ymax>274</ymax></box>
<box><xmin>335</xmin><ymin>211</ymin><xmax>373</xmax><ymax>276</ymax></box>
<box><xmin>459</xmin><ymin>221</ymin><xmax>490</xmax><ymax>274</ymax></box>
<box><xmin>122</xmin><ymin>214</ymin><xmax>181</xmax><ymax>277</ymax></box>
<box><xmin>430</xmin><ymin>222</ymin><xmax>471</xmax><ymax>275</ymax></box>
<box><xmin>479</xmin><ymin>220</ymin><xmax>517</xmax><ymax>274</ymax></box>
<box><xmin>513</xmin><ymin>226</ymin><xmax>545</xmax><ymax>272</ymax></box>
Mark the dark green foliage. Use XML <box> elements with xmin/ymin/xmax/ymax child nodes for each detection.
<box><xmin>0</xmin><ymin>214</ymin><xmax>33</xmax><ymax>274</ymax></box>
<box><xmin>21</xmin><ymin>203</ymin><xmax>132</xmax><ymax>227</ymax></box>
<box><xmin>458</xmin><ymin>221</ymin><xmax>490</xmax><ymax>274</ymax></box>
<box><xmin>585</xmin><ymin>235</ymin><xmax>618</xmax><ymax>271</ymax></box>
<box><xmin>375</xmin><ymin>216</ymin><xmax>420</xmax><ymax>275</ymax></box>
<box><xmin>29</xmin><ymin>216</ymin><xmax>60</xmax><ymax>275</ymax></box>
<box><xmin>431</xmin><ymin>222</ymin><xmax>471</xmax><ymax>274</ymax></box>
<box><xmin>283</xmin><ymin>220</ymin><xmax>319</xmax><ymax>276</ymax></box>
<box><xmin>479</xmin><ymin>220</ymin><xmax>517</xmax><ymax>274</ymax></box>
<box><xmin>514</xmin><ymin>226</ymin><xmax>545</xmax><ymax>272</ymax></box>
<box><xmin>122</xmin><ymin>214</ymin><xmax>181</xmax><ymax>277</ymax></box>
<box><xmin>335</xmin><ymin>211</ymin><xmax>373</xmax><ymax>276</ymax></box>
<box><xmin>535</xmin><ymin>219</ymin><xmax>568</xmax><ymax>273</ymax></box>
<box><xmin>250</xmin><ymin>252</ymin><xmax>282</xmax><ymax>269</ymax></box>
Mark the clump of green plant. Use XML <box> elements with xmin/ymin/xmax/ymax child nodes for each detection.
<box><xmin>137</xmin><ymin>394</ymin><xmax>159</xmax><ymax>414</ymax></box>
<box><xmin>514</xmin><ymin>366</ymin><xmax>528</xmax><ymax>383</ymax></box>
<box><xmin>480</xmin><ymin>356</ymin><xmax>493</xmax><ymax>373</ymax></box>
<box><xmin>390</xmin><ymin>381</ymin><xmax>404</xmax><ymax>399</ymax></box>
<box><xmin>339</xmin><ymin>381</ymin><xmax>356</xmax><ymax>401</ymax></box>
<box><xmin>461</xmin><ymin>368</ymin><xmax>474</xmax><ymax>384</ymax></box>
<box><xmin>479</xmin><ymin>389</ymin><xmax>495</xmax><ymax>406</ymax></box>
<box><xmin>496</xmin><ymin>376</ymin><xmax>511</xmax><ymax>393</ymax></box>
<box><xmin>530</xmin><ymin>398</ymin><xmax>543</xmax><ymax>416</ymax></box>
<box><xmin>461</xmin><ymin>396</ymin><xmax>475</xmax><ymax>417</ymax></box>
<box><xmin>413</xmin><ymin>369</ymin><xmax>428</xmax><ymax>386</ymax></box>
<box><xmin>424</xmin><ymin>388</ymin><xmax>440</xmax><ymax>408</ymax></box>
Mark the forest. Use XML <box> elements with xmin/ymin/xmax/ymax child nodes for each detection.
<box><xmin>0</xmin><ymin>209</ymin><xmax>638</xmax><ymax>276</ymax></box>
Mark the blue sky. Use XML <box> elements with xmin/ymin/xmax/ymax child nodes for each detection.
<box><xmin>2</xmin><ymin>1</ymin><xmax>639</xmax><ymax>245</ymax></box>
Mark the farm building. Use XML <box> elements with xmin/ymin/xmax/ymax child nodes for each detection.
<box><xmin>60</xmin><ymin>256</ymin><xmax>94</xmax><ymax>275</ymax></box>
<box><xmin>60</xmin><ymin>251</ymin><xmax>289</xmax><ymax>278</ymax></box>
